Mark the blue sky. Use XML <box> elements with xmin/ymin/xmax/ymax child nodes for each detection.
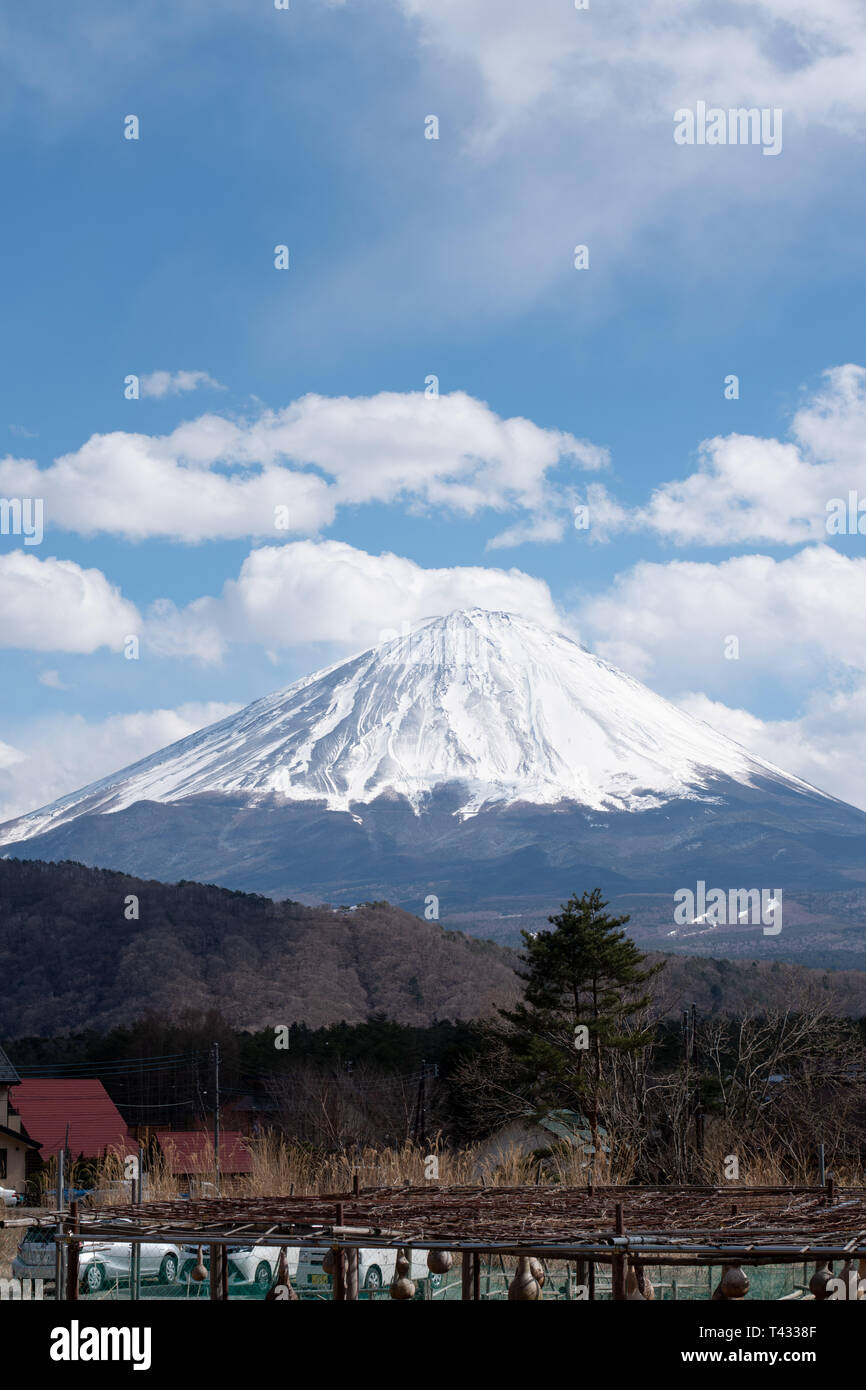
<box><xmin>2</xmin><ymin>0</ymin><xmax>866</xmax><ymax>818</ymax></box>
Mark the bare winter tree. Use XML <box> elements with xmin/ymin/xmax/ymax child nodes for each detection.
<box><xmin>265</xmin><ymin>1061</ymin><xmax>421</xmax><ymax>1149</ymax></box>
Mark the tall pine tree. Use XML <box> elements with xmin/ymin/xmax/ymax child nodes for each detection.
<box><xmin>500</xmin><ymin>888</ymin><xmax>662</xmax><ymax>1160</ymax></box>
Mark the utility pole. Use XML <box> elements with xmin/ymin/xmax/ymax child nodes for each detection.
<box><xmin>419</xmin><ymin>1060</ymin><xmax>426</xmax><ymax>1147</ymax></box>
<box><xmin>213</xmin><ymin>1043</ymin><xmax>221</xmax><ymax>1195</ymax></box>
<box><xmin>54</xmin><ymin>1147</ymin><xmax>65</xmax><ymax>1301</ymax></box>
<box><xmin>130</xmin><ymin>1145</ymin><xmax>143</xmax><ymax>1301</ymax></box>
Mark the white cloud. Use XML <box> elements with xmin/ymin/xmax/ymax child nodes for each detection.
<box><xmin>0</xmin><ymin>432</ymin><xmax>334</xmax><ymax>545</ymax></box>
<box><xmin>147</xmin><ymin>537</ymin><xmax>564</xmax><ymax>660</ymax></box>
<box><xmin>571</xmin><ymin>482</ymin><xmax>632</xmax><ymax>544</ymax></box>
<box><xmin>0</xmin><ymin>740</ymin><xmax>26</xmax><ymax>772</ymax></box>
<box><xmin>486</xmin><ymin>515</ymin><xmax>567</xmax><ymax>550</ymax></box>
<box><xmin>576</xmin><ymin>545</ymin><xmax>866</xmax><ymax>694</ymax></box>
<box><xmin>398</xmin><ymin>0</ymin><xmax>866</xmax><ymax>139</ymax></box>
<box><xmin>6</xmin><ymin>1</ymin><xmax>866</xmax><ymax>343</ymax></box>
<box><xmin>293</xmin><ymin>0</ymin><xmax>866</xmax><ymax>340</ymax></box>
<box><xmin>0</xmin><ymin>391</ymin><xmax>605</xmax><ymax>543</ymax></box>
<box><xmin>38</xmin><ymin>669</ymin><xmax>69</xmax><ymax>690</ymax></box>
<box><xmin>11</xmin><ymin>2</ymin><xmax>866</xmax><ymax>139</ymax></box>
<box><xmin>0</xmin><ymin>701</ymin><xmax>241</xmax><ymax>824</ymax></box>
<box><xmin>614</xmin><ymin>365</ymin><xmax>866</xmax><ymax>547</ymax></box>
<box><xmin>0</xmin><ymin>552</ymin><xmax>139</xmax><ymax>653</ymax></box>
<box><xmin>138</xmin><ymin>370</ymin><xmax>225</xmax><ymax>399</ymax></box>
<box><xmin>567</xmin><ymin>537</ymin><xmax>866</xmax><ymax>807</ymax></box>
<box><xmin>676</xmin><ymin>686</ymin><xmax>866</xmax><ymax>813</ymax></box>
<box><xmin>242</xmin><ymin>392</ymin><xmax>608</xmax><ymax>513</ymax></box>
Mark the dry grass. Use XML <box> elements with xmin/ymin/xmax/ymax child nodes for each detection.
<box><xmin>206</xmin><ymin>1134</ymin><xmax>630</xmax><ymax>1195</ymax></box>
<box><xmin>17</xmin><ymin>1131</ymin><xmax>864</xmax><ymax>1215</ymax></box>
<box><xmin>0</xmin><ymin>1223</ymin><xmax>23</xmax><ymax>1278</ymax></box>
<box><xmin>699</xmin><ymin>1123</ymin><xmax>865</xmax><ymax>1187</ymax></box>
<box><xmin>23</xmin><ymin>1133</ymin><xmax>627</xmax><ymax>1206</ymax></box>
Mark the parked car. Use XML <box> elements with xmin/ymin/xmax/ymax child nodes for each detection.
<box><xmin>0</xmin><ymin>1186</ymin><xmax>20</xmax><ymax>1206</ymax></box>
<box><xmin>87</xmin><ymin>1178</ymin><xmax>151</xmax><ymax>1205</ymax></box>
<box><xmin>43</xmin><ymin>1187</ymin><xmax>95</xmax><ymax>1204</ymax></box>
<box><xmin>180</xmin><ymin>1243</ymin><xmax>298</xmax><ymax>1289</ymax></box>
<box><xmin>296</xmin><ymin>1244</ymin><xmax>431</xmax><ymax>1294</ymax></box>
<box><xmin>12</xmin><ymin>1221</ymin><xmax>182</xmax><ymax>1292</ymax></box>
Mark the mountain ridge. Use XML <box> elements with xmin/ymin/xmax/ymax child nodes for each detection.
<box><xmin>3</xmin><ymin>858</ymin><xmax>866</xmax><ymax>1039</ymax></box>
<box><xmin>0</xmin><ymin>856</ymin><xmax>520</xmax><ymax>1036</ymax></box>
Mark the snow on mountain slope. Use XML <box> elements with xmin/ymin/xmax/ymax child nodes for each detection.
<box><xmin>0</xmin><ymin>609</ymin><xmax>826</xmax><ymax>844</ymax></box>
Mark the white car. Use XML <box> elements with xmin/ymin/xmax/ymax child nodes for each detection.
<box><xmin>180</xmin><ymin>1243</ymin><xmax>299</xmax><ymax>1290</ymax></box>
<box><xmin>296</xmin><ymin>1244</ymin><xmax>431</xmax><ymax>1295</ymax></box>
<box><xmin>0</xmin><ymin>1186</ymin><xmax>19</xmax><ymax>1207</ymax></box>
<box><xmin>12</xmin><ymin>1222</ymin><xmax>182</xmax><ymax>1293</ymax></box>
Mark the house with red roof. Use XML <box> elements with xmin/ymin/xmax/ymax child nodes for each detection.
<box><xmin>155</xmin><ymin>1130</ymin><xmax>253</xmax><ymax>1182</ymax></box>
<box><xmin>10</xmin><ymin>1078</ymin><xmax>131</xmax><ymax>1162</ymax></box>
<box><xmin>0</xmin><ymin>1044</ymin><xmax>40</xmax><ymax>1195</ymax></box>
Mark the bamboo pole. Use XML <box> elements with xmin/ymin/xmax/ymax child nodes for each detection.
<box><xmin>346</xmin><ymin>1248</ymin><xmax>359</xmax><ymax>1301</ymax></box>
<box><xmin>333</xmin><ymin>1202</ymin><xmax>345</xmax><ymax>1301</ymax></box>
<box><xmin>333</xmin><ymin>1250</ymin><xmax>346</xmax><ymax>1300</ymax></box>
<box><xmin>207</xmin><ymin>1244</ymin><xmax>228</xmax><ymax>1299</ymax></box>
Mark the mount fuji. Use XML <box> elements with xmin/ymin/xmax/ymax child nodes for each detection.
<box><xmin>2</xmin><ymin>610</ymin><xmax>866</xmax><ymax>941</ymax></box>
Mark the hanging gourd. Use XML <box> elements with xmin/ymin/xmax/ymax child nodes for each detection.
<box><xmin>809</xmin><ymin>1262</ymin><xmax>834</xmax><ymax>1300</ymax></box>
<box><xmin>837</xmin><ymin>1259</ymin><xmax>855</xmax><ymax>1299</ymax></box>
<box><xmin>712</xmin><ymin>1264</ymin><xmax>749</xmax><ymax>1300</ymax></box>
<box><xmin>628</xmin><ymin>1264</ymin><xmax>655</xmax><ymax>1300</ymax></box>
<box><xmin>626</xmin><ymin>1266</ymin><xmax>646</xmax><ymax>1300</ymax></box>
<box><xmin>322</xmin><ymin>1248</ymin><xmax>336</xmax><ymax>1276</ymax></box>
<box><xmin>508</xmin><ymin>1256</ymin><xmax>541</xmax><ymax>1301</ymax></box>
<box><xmin>426</xmin><ymin>1249</ymin><xmax>453</xmax><ymax>1275</ymax></box>
<box><xmin>190</xmin><ymin>1246</ymin><xmax>208</xmax><ymax>1282</ymax></box>
<box><xmin>528</xmin><ymin>1257</ymin><xmax>545</xmax><ymax>1288</ymax></box>
<box><xmin>390</xmin><ymin>1248</ymin><xmax>416</xmax><ymax>1300</ymax></box>
<box><xmin>266</xmin><ymin>1247</ymin><xmax>298</xmax><ymax>1300</ymax></box>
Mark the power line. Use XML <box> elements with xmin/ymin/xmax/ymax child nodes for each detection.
<box><xmin>114</xmin><ymin>1099</ymin><xmax>196</xmax><ymax>1110</ymax></box>
<box><xmin>15</xmin><ymin>1054</ymin><xmax>199</xmax><ymax>1077</ymax></box>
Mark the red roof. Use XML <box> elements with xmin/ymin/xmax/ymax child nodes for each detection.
<box><xmin>11</xmin><ymin>1079</ymin><xmax>131</xmax><ymax>1159</ymax></box>
<box><xmin>155</xmin><ymin>1131</ymin><xmax>253</xmax><ymax>1175</ymax></box>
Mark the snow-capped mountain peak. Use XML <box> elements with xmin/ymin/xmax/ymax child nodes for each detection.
<box><xmin>0</xmin><ymin>608</ymin><xmax>822</xmax><ymax>844</ymax></box>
